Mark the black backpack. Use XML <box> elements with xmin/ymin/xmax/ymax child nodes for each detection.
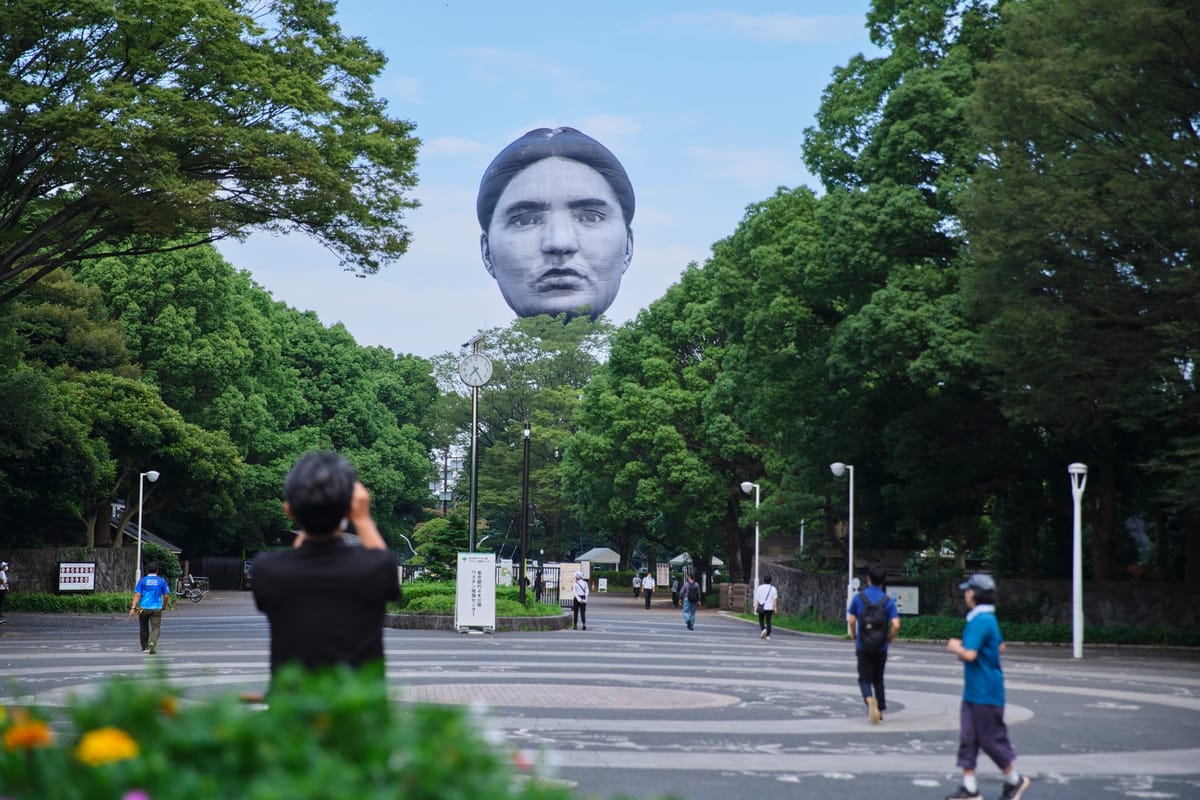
<box><xmin>858</xmin><ymin>591</ymin><xmax>890</xmax><ymax>653</ymax></box>
<box><xmin>687</xmin><ymin>581</ymin><xmax>701</xmax><ymax>604</ymax></box>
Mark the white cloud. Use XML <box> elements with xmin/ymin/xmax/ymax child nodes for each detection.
<box><xmin>423</xmin><ymin>136</ymin><xmax>488</xmax><ymax>157</ymax></box>
<box><xmin>638</xmin><ymin>11</ymin><xmax>865</xmax><ymax>44</ymax></box>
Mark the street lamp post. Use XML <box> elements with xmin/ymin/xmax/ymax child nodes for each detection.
<box><xmin>1069</xmin><ymin>462</ymin><xmax>1088</xmax><ymax>659</ymax></box>
<box><xmin>519</xmin><ymin>421</ymin><xmax>531</xmax><ymax>604</ymax></box>
<box><xmin>830</xmin><ymin>462</ymin><xmax>855</xmax><ymax>634</ymax></box>
<box><xmin>739</xmin><ymin>481</ymin><xmax>760</xmax><ymax>587</ymax></box>
<box><xmin>135</xmin><ymin>469</ymin><xmax>160</xmax><ymax>583</ymax></box>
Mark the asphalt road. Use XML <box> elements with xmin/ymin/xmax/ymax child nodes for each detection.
<box><xmin>2</xmin><ymin>590</ymin><xmax>1198</xmax><ymax>800</ymax></box>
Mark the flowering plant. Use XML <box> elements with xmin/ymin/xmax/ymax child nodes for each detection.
<box><xmin>0</xmin><ymin>667</ymin><xmax>572</xmax><ymax>800</ymax></box>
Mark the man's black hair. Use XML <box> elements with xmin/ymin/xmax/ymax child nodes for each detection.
<box><xmin>145</xmin><ymin>560</ymin><xmax>159</xmax><ymax>574</ymax></box>
<box><xmin>477</xmin><ymin>127</ymin><xmax>635</xmax><ymax>230</ymax></box>
<box><xmin>867</xmin><ymin>563</ymin><xmax>887</xmax><ymax>587</ymax></box>
<box><xmin>972</xmin><ymin>588</ymin><xmax>996</xmax><ymax>605</ymax></box>
<box><xmin>762</xmin><ymin>574</ymin><xmax>772</xmax><ymax>583</ymax></box>
<box><xmin>284</xmin><ymin>451</ymin><xmax>357</xmax><ymax>537</ymax></box>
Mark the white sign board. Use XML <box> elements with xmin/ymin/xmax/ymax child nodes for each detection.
<box><xmin>497</xmin><ymin>558</ymin><xmax>514</xmax><ymax>586</ymax></box>
<box><xmin>891</xmin><ymin>585</ymin><xmax>920</xmax><ymax>616</ymax></box>
<box><xmin>58</xmin><ymin>562</ymin><xmax>96</xmax><ymax>592</ymax></box>
<box><xmin>598</xmin><ymin>578</ymin><xmax>608</xmax><ymax>593</ymax></box>
<box><xmin>454</xmin><ymin>553</ymin><xmax>497</xmax><ymax>632</ymax></box>
<box><xmin>557</xmin><ymin>562</ymin><xmax>581</xmax><ymax>606</ymax></box>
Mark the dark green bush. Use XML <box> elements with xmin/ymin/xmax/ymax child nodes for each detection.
<box><xmin>7</xmin><ymin>592</ymin><xmax>131</xmax><ymax>614</ymax></box>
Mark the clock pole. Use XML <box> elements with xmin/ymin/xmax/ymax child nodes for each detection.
<box><xmin>460</xmin><ymin>334</ymin><xmax>492</xmax><ymax>552</ymax></box>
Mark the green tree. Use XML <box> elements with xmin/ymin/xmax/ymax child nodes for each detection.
<box><xmin>960</xmin><ymin>0</ymin><xmax>1200</xmax><ymax>579</ymax></box>
<box><xmin>0</xmin><ymin>0</ymin><xmax>420</xmax><ymax>304</ymax></box>
<box><xmin>411</xmin><ymin>513</ymin><xmax>470</xmax><ymax>581</ymax></box>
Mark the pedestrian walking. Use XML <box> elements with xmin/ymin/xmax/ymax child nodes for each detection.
<box><xmin>944</xmin><ymin>573</ymin><xmax>1031</xmax><ymax>800</ymax></box>
<box><xmin>641</xmin><ymin>571</ymin><xmax>656</xmax><ymax>608</ymax></box>
<box><xmin>0</xmin><ymin>560</ymin><xmax>9</xmax><ymax>623</ymax></box>
<box><xmin>632</xmin><ymin>572</ymin><xmax>640</xmax><ymax>599</ymax></box>
<box><xmin>572</xmin><ymin>570</ymin><xmax>589</xmax><ymax>630</ymax></box>
<box><xmin>681</xmin><ymin>573</ymin><xmax>701</xmax><ymax>630</ymax></box>
<box><xmin>670</xmin><ymin>574</ymin><xmax>681</xmax><ymax>607</ymax></box>
<box><xmin>533</xmin><ymin>571</ymin><xmax>544</xmax><ymax>603</ymax></box>
<box><xmin>128</xmin><ymin>560</ymin><xmax>171</xmax><ymax>654</ymax></box>
<box><xmin>847</xmin><ymin>563</ymin><xmax>900</xmax><ymax>724</ymax></box>
<box><xmin>753</xmin><ymin>574</ymin><xmax>778</xmax><ymax>639</ymax></box>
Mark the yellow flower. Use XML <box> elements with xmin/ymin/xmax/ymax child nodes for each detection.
<box><xmin>158</xmin><ymin>695</ymin><xmax>179</xmax><ymax>717</ymax></box>
<box><xmin>3</xmin><ymin>718</ymin><xmax>54</xmax><ymax>751</ymax></box>
<box><xmin>75</xmin><ymin>726</ymin><xmax>139</xmax><ymax>766</ymax></box>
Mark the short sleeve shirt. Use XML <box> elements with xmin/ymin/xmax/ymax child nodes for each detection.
<box><xmin>962</xmin><ymin>607</ymin><xmax>1005</xmax><ymax>706</ymax></box>
<box><xmin>847</xmin><ymin>586</ymin><xmax>899</xmax><ymax>651</ymax></box>
<box><xmin>135</xmin><ymin>574</ymin><xmax>171</xmax><ymax>610</ymax></box>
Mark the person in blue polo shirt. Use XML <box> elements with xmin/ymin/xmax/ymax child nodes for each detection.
<box><xmin>945</xmin><ymin>573</ymin><xmax>1031</xmax><ymax>800</ymax></box>
<box><xmin>129</xmin><ymin>560</ymin><xmax>171</xmax><ymax>654</ymax></box>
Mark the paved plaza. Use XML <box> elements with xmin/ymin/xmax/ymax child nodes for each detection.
<box><xmin>1</xmin><ymin>590</ymin><xmax>1198</xmax><ymax>799</ymax></box>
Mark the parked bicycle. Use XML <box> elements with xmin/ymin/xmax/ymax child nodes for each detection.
<box><xmin>176</xmin><ymin>575</ymin><xmax>209</xmax><ymax>603</ymax></box>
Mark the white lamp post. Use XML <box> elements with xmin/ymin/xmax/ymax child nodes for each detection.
<box><xmin>1069</xmin><ymin>462</ymin><xmax>1088</xmax><ymax>659</ymax></box>
<box><xmin>135</xmin><ymin>469</ymin><xmax>160</xmax><ymax>583</ymax></box>
<box><xmin>739</xmin><ymin>481</ymin><xmax>761</xmax><ymax>587</ymax></box>
<box><xmin>830</xmin><ymin>462</ymin><xmax>855</xmax><ymax>633</ymax></box>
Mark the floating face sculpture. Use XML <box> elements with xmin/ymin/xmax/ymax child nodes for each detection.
<box><xmin>477</xmin><ymin>127</ymin><xmax>634</xmax><ymax>319</ymax></box>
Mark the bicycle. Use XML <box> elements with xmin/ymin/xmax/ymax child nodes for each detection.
<box><xmin>176</xmin><ymin>575</ymin><xmax>209</xmax><ymax>603</ymax></box>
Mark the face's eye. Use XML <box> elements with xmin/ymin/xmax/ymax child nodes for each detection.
<box><xmin>573</xmin><ymin>208</ymin><xmax>606</xmax><ymax>224</ymax></box>
<box><xmin>508</xmin><ymin>210</ymin><xmax>545</xmax><ymax>227</ymax></box>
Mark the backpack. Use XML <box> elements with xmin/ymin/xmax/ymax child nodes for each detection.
<box><xmin>687</xmin><ymin>581</ymin><xmax>700</xmax><ymax>604</ymax></box>
<box><xmin>857</xmin><ymin>590</ymin><xmax>890</xmax><ymax>653</ymax></box>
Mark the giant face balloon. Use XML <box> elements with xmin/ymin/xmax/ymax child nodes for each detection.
<box><xmin>478</xmin><ymin>128</ymin><xmax>634</xmax><ymax>319</ymax></box>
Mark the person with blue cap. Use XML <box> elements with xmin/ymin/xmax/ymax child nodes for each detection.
<box><xmin>944</xmin><ymin>573</ymin><xmax>1031</xmax><ymax>800</ymax></box>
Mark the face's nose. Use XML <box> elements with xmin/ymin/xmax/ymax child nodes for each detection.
<box><xmin>541</xmin><ymin>209</ymin><xmax>579</xmax><ymax>255</ymax></box>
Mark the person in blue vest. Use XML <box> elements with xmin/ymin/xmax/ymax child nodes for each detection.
<box><xmin>129</xmin><ymin>560</ymin><xmax>171</xmax><ymax>654</ymax></box>
<box><xmin>848</xmin><ymin>563</ymin><xmax>900</xmax><ymax>724</ymax></box>
<box><xmin>944</xmin><ymin>573</ymin><xmax>1031</xmax><ymax>800</ymax></box>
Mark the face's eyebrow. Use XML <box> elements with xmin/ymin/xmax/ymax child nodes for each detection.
<box><xmin>500</xmin><ymin>200</ymin><xmax>549</xmax><ymax>217</ymax></box>
<box><xmin>567</xmin><ymin>197</ymin><xmax>613</xmax><ymax>210</ymax></box>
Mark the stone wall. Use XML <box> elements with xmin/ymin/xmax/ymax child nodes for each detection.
<box><xmin>758</xmin><ymin>557</ymin><xmax>1200</xmax><ymax>627</ymax></box>
<box><xmin>1</xmin><ymin>547</ymin><xmax>137</xmax><ymax>593</ymax></box>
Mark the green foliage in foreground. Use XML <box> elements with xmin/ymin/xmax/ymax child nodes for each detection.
<box><xmin>0</xmin><ymin>666</ymin><xmax>574</xmax><ymax>800</ymax></box>
<box><xmin>757</xmin><ymin>612</ymin><xmax>1200</xmax><ymax>647</ymax></box>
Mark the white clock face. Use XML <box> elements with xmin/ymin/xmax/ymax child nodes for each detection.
<box><xmin>458</xmin><ymin>353</ymin><xmax>493</xmax><ymax>387</ymax></box>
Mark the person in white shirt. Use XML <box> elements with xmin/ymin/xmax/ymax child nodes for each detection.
<box><xmin>753</xmin><ymin>574</ymin><xmax>779</xmax><ymax>639</ymax></box>
<box><xmin>641</xmin><ymin>572</ymin><xmax>656</xmax><ymax>608</ymax></box>
<box><xmin>572</xmin><ymin>570</ymin><xmax>589</xmax><ymax>630</ymax></box>
<box><xmin>0</xmin><ymin>560</ymin><xmax>9</xmax><ymax>622</ymax></box>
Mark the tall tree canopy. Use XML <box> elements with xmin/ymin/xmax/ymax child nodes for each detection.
<box><xmin>0</xmin><ymin>0</ymin><xmax>420</xmax><ymax>304</ymax></box>
<box><xmin>960</xmin><ymin>0</ymin><xmax>1200</xmax><ymax>578</ymax></box>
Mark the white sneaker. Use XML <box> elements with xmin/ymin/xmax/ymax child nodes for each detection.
<box><xmin>867</xmin><ymin>696</ymin><xmax>881</xmax><ymax>724</ymax></box>
<box><xmin>759</xmin><ymin>629</ymin><xmax>768</xmax><ymax>639</ymax></box>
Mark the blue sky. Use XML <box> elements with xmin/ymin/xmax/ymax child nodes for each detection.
<box><xmin>216</xmin><ymin>2</ymin><xmax>879</xmax><ymax>358</ymax></box>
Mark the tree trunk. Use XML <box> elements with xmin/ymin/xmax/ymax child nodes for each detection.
<box><xmin>1090</xmin><ymin>417</ymin><xmax>1117</xmax><ymax>581</ymax></box>
<box><xmin>1185</xmin><ymin>511</ymin><xmax>1200</xmax><ymax>585</ymax></box>
<box><xmin>723</xmin><ymin>495</ymin><xmax>744</xmax><ymax>583</ymax></box>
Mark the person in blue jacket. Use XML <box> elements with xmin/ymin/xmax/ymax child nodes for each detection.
<box><xmin>944</xmin><ymin>573</ymin><xmax>1031</xmax><ymax>800</ymax></box>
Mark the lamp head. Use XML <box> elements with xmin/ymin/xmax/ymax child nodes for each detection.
<box><xmin>145</xmin><ymin>470</ymin><xmax>160</xmax><ymax>483</ymax></box>
<box><xmin>829</xmin><ymin>462</ymin><xmax>847</xmax><ymax>478</ymax></box>
<box><xmin>739</xmin><ymin>481</ymin><xmax>755</xmax><ymax>495</ymax></box>
<box><xmin>1067</xmin><ymin>462</ymin><xmax>1088</xmax><ymax>476</ymax></box>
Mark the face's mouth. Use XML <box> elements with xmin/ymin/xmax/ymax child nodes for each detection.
<box><xmin>534</xmin><ymin>267</ymin><xmax>589</xmax><ymax>292</ymax></box>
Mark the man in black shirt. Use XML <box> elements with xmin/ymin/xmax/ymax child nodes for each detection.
<box><xmin>253</xmin><ymin>451</ymin><xmax>400</xmax><ymax>678</ymax></box>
